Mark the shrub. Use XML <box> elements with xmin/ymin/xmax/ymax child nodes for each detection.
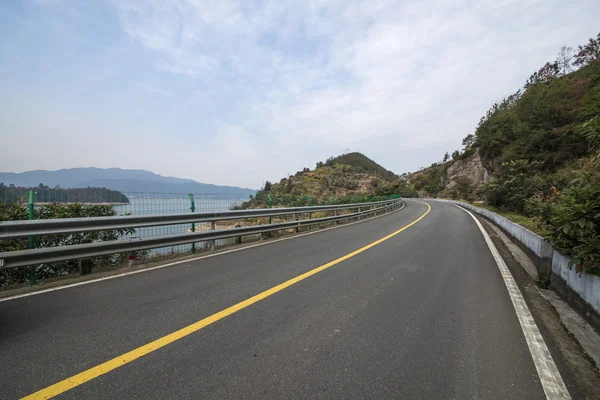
<box><xmin>345</xmin><ymin>181</ymin><xmax>359</xmax><ymax>190</ymax></box>
<box><xmin>454</xmin><ymin>177</ymin><xmax>474</xmax><ymax>201</ymax></box>
<box><xmin>479</xmin><ymin>160</ymin><xmax>546</xmax><ymax>213</ymax></box>
<box><xmin>377</xmin><ymin>179</ymin><xmax>418</xmax><ymax>198</ymax></box>
<box><xmin>526</xmin><ymin>172</ymin><xmax>600</xmax><ymax>274</ymax></box>
<box><xmin>0</xmin><ymin>201</ymin><xmax>136</xmax><ymax>286</ymax></box>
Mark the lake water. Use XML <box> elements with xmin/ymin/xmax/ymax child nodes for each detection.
<box><xmin>114</xmin><ymin>194</ymin><xmax>251</xmax><ymax>255</ymax></box>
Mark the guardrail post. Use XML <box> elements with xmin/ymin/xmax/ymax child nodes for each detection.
<box><xmin>331</xmin><ymin>197</ymin><xmax>337</xmax><ymax>226</ymax></box>
<box><xmin>188</xmin><ymin>193</ymin><xmax>196</xmax><ymax>254</ymax></box>
<box><xmin>267</xmin><ymin>194</ymin><xmax>273</xmax><ymax>238</ymax></box>
<box><xmin>293</xmin><ymin>213</ymin><xmax>298</xmax><ymax>233</ymax></box>
<box><xmin>235</xmin><ymin>224</ymin><xmax>242</xmax><ymax>244</ymax></box>
<box><xmin>210</xmin><ymin>221</ymin><xmax>216</xmax><ymax>250</ymax></box>
<box><xmin>27</xmin><ymin>190</ymin><xmax>37</xmax><ymax>286</ymax></box>
<box><xmin>128</xmin><ymin>251</ymin><xmax>135</xmax><ymax>268</ymax></box>
<box><xmin>80</xmin><ymin>238</ymin><xmax>93</xmax><ymax>275</ymax></box>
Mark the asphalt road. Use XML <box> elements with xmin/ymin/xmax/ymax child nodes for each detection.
<box><xmin>0</xmin><ymin>200</ymin><xmax>569</xmax><ymax>399</ymax></box>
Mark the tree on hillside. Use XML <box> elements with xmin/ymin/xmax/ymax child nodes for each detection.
<box><xmin>477</xmin><ymin>91</ymin><xmax>522</xmax><ymax>127</ymax></box>
<box><xmin>538</xmin><ymin>62</ymin><xmax>560</xmax><ymax>82</ymax></box>
<box><xmin>573</xmin><ymin>32</ymin><xmax>600</xmax><ymax>67</ymax></box>
<box><xmin>264</xmin><ymin>181</ymin><xmax>272</xmax><ymax>191</ymax></box>
<box><xmin>452</xmin><ymin>150</ymin><xmax>460</xmax><ymax>159</ymax></box>
<box><xmin>556</xmin><ymin>45</ymin><xmax>574</xmax><ymax>75</ymax></box>
<box><xmin>479</xmin><ymin>160</ymin><xmax>546</xmax><ymax>213</ymax></box>
<box><xmin>462</xmin><ymin>134</ymin><xmax>475</xmax><ymax>149</ymax></box>
<box><xmin>443</xmin><ymin>152</ymin><xmax>450</xmax><ymax>163</ymax></box>
<box><xmin>525</xmin><ymin>62</ymin><xmax>559</xmax><ymax>88</ymax></box>
<box><xmin>524</xmin><ymin>69</ymin><xmax>540</xmax><ymax>89</ymax></box>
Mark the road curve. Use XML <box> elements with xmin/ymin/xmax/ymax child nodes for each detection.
<box><xmin>0</xmin><ymin>200</ymin><xmax>566</xmax><ymax>399</ymax></box>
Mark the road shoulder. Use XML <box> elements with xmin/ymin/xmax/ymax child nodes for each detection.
<box><xmin>477</xmin><ymin>214</ymin><xmax>600</xmax><ymax>400</ymax></box>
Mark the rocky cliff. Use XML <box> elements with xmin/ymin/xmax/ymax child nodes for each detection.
<box><xmin>445</xmin><ymin>152</ymin><xmax>494</xmax><ymax>188</ymax></box>
<box><xmin>408</xmin><ymin>150</ymin><xmax>495</xmax><ymax>195</ymax></box>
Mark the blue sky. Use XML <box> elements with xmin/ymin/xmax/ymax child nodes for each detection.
<box><xmin>1</xmin><ymin>0</ymin><xmax>599</xmax><ymax>189</ymax></box>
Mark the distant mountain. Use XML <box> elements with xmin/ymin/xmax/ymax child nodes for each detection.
<box><xmin>0</xmin><ymin>168</ymin><xmax>255</xmax><ymax>194</ymax></box>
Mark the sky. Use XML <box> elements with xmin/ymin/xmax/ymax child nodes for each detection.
<box><xmin>1</xmin><ymin>0</ymin><xmax>598</xmax><ymax>189</ymax></box>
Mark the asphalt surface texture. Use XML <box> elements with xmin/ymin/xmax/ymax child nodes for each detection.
<box><xmin>0</xmin><ymin>199</ymin><xmax>581</xmax><ymax>399</ymax></box>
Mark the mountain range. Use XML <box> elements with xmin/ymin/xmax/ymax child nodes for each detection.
<box><xmin>0</xmin><ymin>168</ymin><xmax>254</xmax><ymax>194</ymax></box>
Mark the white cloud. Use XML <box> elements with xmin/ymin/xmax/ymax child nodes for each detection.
<box><xmin>138</xmin><ymin>82</ymin><xmax>172</xmax><ymax>97</ymax></box>
<box><xmin>1</xmin><ymin>0</ymin><xmax>599</xmax><ymax>188</ymax></box>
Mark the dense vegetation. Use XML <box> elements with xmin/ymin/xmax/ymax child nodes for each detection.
<box><xmin>239</xmin><ymin>152</ymin><xmax>416</xmax><ymax>208</ymax></box>
<box><xmin>0</xmin><ymin>201</ymin><xmax>137</xmax><ymax>286</ymax></box>
<box><xmin>410</xmin><ymin>163</ymin><xmax>449</xmax><ymax>198</ymax></box>
<box><xmin>411</xmin><ymin>33</ymin><xmax>600</xmax><ymax>273</ymax></box>
<box><xmin>477</xmin><ymin>35</ymin><xmax>600</xmax><ymax>272</ymax></box>
<box><xmin>527</xmin><ymin>171</ymin><xmax>599</xmax><ymax>275</ymax></box>
<box><xmin>0</xmin><ymin>183</ymin><xmax>129</xmax><ymax>204</ymax></box>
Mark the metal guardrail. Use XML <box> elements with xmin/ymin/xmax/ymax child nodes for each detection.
<box><xmin>0</xmin><ymin>199</ymin><xmax>398</xmax><ymax>240</ymax></box>
<box><xmin>0</xmin><ymin>199</ymin><xmax>403</xmax><ymax>270</ymax></box>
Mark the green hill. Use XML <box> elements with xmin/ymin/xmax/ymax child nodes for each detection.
<box><xmin>241</xmin><ymin>152</ymin><xmax>415</xmax><ymax>208</ymax></box>
<box><xmin>327</xmin><ymin>153</ymin><xmax>396</xmax><ymax>180</ymax></box>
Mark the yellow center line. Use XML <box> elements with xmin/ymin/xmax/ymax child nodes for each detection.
<box><xmin>22</xmin><ymin>202</ymin><xmax>431</xmax><ymax>400</ymax></box>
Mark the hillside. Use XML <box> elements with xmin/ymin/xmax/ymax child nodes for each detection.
<box><xmin>0</xmin><ymin>168</ymin><xmax>254</xmax><ymax>194</ymax></box>
<box><xmin>242</xmin><ymin>152</ymin><xmax>415</xmax><ymax>208</ymax></box>
<box><xmin>410</xmin><ymin>39</ymin><xmax>600</xmax><ymax>203</ymax></box>
<box><xmin>408</xmin><ymin>33</ymin><xmax>600</xmax><ymax>272</ymax></box>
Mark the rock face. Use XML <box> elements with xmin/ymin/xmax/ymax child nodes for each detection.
<box><xmin>445</xmin><ymin>152</ymin><xmax>493</xmax><ymax>188</ymax></box>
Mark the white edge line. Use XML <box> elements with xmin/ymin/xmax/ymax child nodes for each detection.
<box><xmin>0</xmin><ymin>202</ymin><xmax>406</xmax><ymax>303</ymax></box>
<box><xmin>453</xmin><ymin>204</ymin><xmax>570</xmax><ymax>400</ymax></box>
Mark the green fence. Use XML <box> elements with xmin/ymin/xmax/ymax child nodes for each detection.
<box><xmin>113</xmin><ymin>193</ymin><xmax>254</xmax><ymax>257</ymax></box>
